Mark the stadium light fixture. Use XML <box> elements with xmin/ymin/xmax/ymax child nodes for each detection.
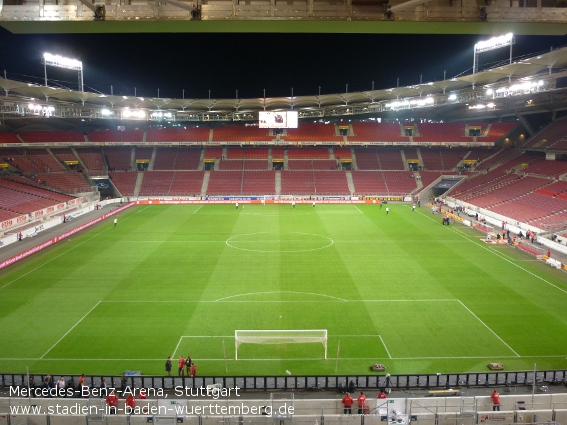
<box><xmin>473</xmin><ymin>33</ymin><xmax>514</xmax><ymax>74</ymax></box>
<box><xmin>43</xmin><ymin>53</ymin><xmax>84</xmax><ymax>92</ymax></box>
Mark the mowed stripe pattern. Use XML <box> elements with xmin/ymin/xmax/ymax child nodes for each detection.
<box><xmin>0</xmin><ymin>204</ymin><xmax>566</xmax><ymax>376</ymax></box>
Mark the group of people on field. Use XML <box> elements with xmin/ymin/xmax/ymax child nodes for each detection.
<box><xmin>164</xmin><ymin>355</ymin><xmax>197</xmax><ymax>377</ymax></box>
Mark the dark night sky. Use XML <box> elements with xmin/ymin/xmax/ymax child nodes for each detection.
<box><xmin>1</xmin><ymin>27</ymin><xmax>567</xmax><ymax>99</ymax></box>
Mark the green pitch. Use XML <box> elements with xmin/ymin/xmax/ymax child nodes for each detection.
<box><xmin>1</xmin><ymin>203</ymin><xmax>567</xmax><ymax>377</ymax></box>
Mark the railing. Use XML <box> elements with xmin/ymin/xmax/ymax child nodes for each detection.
<box><xmin>2</xmin><ymin>369</ymin><xmax>567</xmax><ymax>392</ymax></box>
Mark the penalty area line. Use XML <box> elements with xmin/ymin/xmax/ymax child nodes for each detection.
<box><xmin>41</xmin><ymin>301</ymin><xmax>101</xmax><ymax>359</ymax></box>
<box><xmin>457</xmin><ymin>299</ymin><xmax>520</xmax><ymax>357</ymax></box>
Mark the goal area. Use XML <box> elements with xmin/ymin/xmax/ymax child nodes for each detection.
<box><xmin>234</xmin><ymin>330</ymin><xmax>328</xmax><ymax>360</ymax></box>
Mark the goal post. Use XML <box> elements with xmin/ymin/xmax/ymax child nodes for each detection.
<box><xmin>234</xmin><ymin>330</ymin><xmax>328</xmax><ymax>360</ymax></box>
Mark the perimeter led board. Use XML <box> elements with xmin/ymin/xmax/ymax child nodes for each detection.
<box><xmin>259</xmin><ymin>111</ymin><xmax>298</xmax><ymax>128</ymax></box>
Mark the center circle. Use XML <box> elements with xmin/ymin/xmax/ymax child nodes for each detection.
<box><xmin>226</xmin><ymin>232</ymin><xmax>333</xmax><ymax>253</ymax></box>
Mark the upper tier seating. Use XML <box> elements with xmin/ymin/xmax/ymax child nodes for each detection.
<box><xmin>415</xmin><ymin>123</ymin><xmax>469</xmax><ymax>143</ymax></box>
<box><xmin>354</xmin><ymin>149</ymin><xmax>380</xmax><ymax>170</ymax></box>
<box><xmin>212</xmin><ymin>126</ymin><xmax>272</xmax><ymax>142</ymax></box>
<box><xmin>8</xmin><ymin>149</ymin><xmax>64</xmax><ymax>173</ymax></box>
<box><xmin>0</xmin><ymin>133</ymin><xmax>21</xmax><ymax>143</ymax></box>
<box><xmin>51</xmin><ymin>148</ymin><xmax>79</xmax><ymax>165</ymax></box>
<box><xmin>523</xmin><ymin>117</ymin><xmax>567</xmax><ymax>149</ymax></box>
<box><xmin>87</xmin><ymin>130</ymin><xmax>143</xmax><ymax>143</ymax></box>
<box><xmin>420</xmin><ymin>148</ymin><xmax>468</xmax><ymax>171</ymax></box>
<box><xmin>146</xmin><ymin>127</ymin><xmax>210</xmax><ymax>143</ymax></box>
<box><xmin>19</xmin><ymin>131</ymin><xmax>84</xmax><ymax>144</ymax></box>
<box><xmin>379</xmin><ymin>123</ymin><xmax>409</xmax><ymax>142</ymax></box>
<box><xmin>482</xmin><ymin>122</ymin><xmax>518</xmax><ymax>143</ymax></box>
<box><xmin>105</xmin><ymin>147</ymin><xmax>133</xmax><ymax>171</ymax></box>
<box><xmin>75</xmin><ymin>148</ymin><xmax>107</xmax><ymax>174</ymax></box>
<box><xmin>283</xmin><ymin>123</ymin><xmax>341</xmax><ymax>142</ymax></box>
<box><xmin>153</xmin><ymin>148</ymin><xmax>201</xmax><ymax>170</ymax></box>
<box><xmin>349</xmin><ymin>122</ymin><xmax>379</xmax><ymax>142</ymax></box>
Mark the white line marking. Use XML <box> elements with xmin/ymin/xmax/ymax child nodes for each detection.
<box><xmin>171</xmin><ymin>336</ymin><xmax>184</xmax><ymax>358</ymax></box>
<box><xmin>9</xmin><ymin>354</ymin><xmax>567</xmax><ymax>362</ymax></box>
<box><xmin>457</xmin><ymin>299</ymin><xmax>520</xmax><ymax>357</ymax></box>
<box><xmin>379</xmin><ymin>335</ymin><xmax>392</xmax><ymax>359</ymax></box>
<box><xmin>40</xmin><ymin>301</ymin><xmax>101</xmax><ymax>359</ymax></box>
<box><xmin>99</xmin><ymin>299</ymin><xmax>454</xmax><ymax>303</ymax></box>
<box><xmin>418</xmin><ymin>209</ymin><xmax>567</xmax><ymax>296</ymax></box>
<box><xmin>0</xmin><ymin>206</ymin><xmax>150</xmax><ymax>291</ymax></box>
<box><xmin>193</xmin><ymin>205</ymin><xmax>203</xmax><ymax>214</ymax></box>
<box><xmin>213</xmin><ymin>291</ymin><xmax>347</xmax><ymax>302</ymax></box>
<box><xmin>353</xmin><ymin>205</ymin><xmax>363</xmax><ymax>214</ymax></box>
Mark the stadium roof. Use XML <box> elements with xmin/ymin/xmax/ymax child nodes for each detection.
<box><xmin>2</xmin><ymin>45</ymin><xmax>567</xmax><ymax>119</ymax></box>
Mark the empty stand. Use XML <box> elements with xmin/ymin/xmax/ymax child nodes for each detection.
<box><xmin>333</xmin><ymin>148</ymin><xmax>352</xmax><ymax>159</ymax></box>
<box><xmin>482</xmin><ymin>122</ymin><xmax>518</xmax><ymax>143</ymax></box>
<box><xmin>287</xmin><ymin>148</ymin><xmax>330</xmax><ymax>159</ymax></box>
<box><xmin>522</xmin><ymin>117</ymin><xmax>567</xmax><ymax>149</ymax></box>
<box><xmin>212</xmin><ymin>126</ymin><xmax>272</xmax><ymax>142</ymax></box>
<box><xmin>206</xmin><ymin>171</ymin><xmax>242</xmax><ymax>195</ymax></box>
<box><xmin>284</xmin><ymin>123</ymin><xmax>340</xmax><ymax>142</ymax></box>
<box><xmin>313</xmin><ymin>171</ymin><xmax>350</xmax><ymax>195</ymax></box>
<box><xmin>521</xmin><ymin>159</ymin><xmax>567</xmax><ymax>177</ymax></box>
<box><xmin>75</xmin><ymin>147</ymin><xmax>107</xmax><ymax>174</ymax></box>
<box><xmin>287</xmin><ymin>160</ymin><xmax>336</xmax><ymax>170</ymax></box>
<box><xmin>0</xmin><ymin>133</ymin><xmax>21</xmax><ymax>143</ymax></box>
<box><xmin>146</xmin><ymin>127</ymin><xmax>210</xmax><ymax>143</ymax></box>
<box><xmin>105</xmin><ymin>147</ymin><xmax>133</xmax><ymax>171</ymax></box>
<box><xmin>414</xmin><ymin>123</ymin><xmax>468</xmax><ymax>143</ymax></box>
<box><xmin>242</xmin><ymin>171</ymin><xmax>275</xmax><ymax>195</ymax></box>
<box><xmin>139</xmin><ymin>170</ymin><xmax>205</xmax><ymax>196</ymax></box>
<box><xmin>19</xmin><ymin>131</ymin><xmax>84</xmax><ymax>144</ymax></box>
<box><xmin>280</xmin><ymin>171</ymin><xmax>316</xmax><ymax>195</ymax></box>
<box><xmin>109</xmin><ymin>171</ymin><xmax>138</xmax><ymax>196</ymax></box>
<box><xmin>349</xmin><ymin>122</ymin><xmax>379</xmax><ymax>142</ymax></box>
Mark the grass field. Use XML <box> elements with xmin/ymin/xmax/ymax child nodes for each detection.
<box><xmin>1</xmin><ymin>203</ymin><xmax>567</xmax><ymax>377</ymax></box>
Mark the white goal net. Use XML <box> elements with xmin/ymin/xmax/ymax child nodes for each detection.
<box><xmin>234</xmin><ymin>330</ymin><xmax>328</xmax><ymax>360</ymax></box>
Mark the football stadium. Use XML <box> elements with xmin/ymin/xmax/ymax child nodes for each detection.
<box><xmin>2</xmin><ymin>21</ymin><xmax>567</xmax><ymax>424</ymax></box>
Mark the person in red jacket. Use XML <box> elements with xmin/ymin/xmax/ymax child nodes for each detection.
<box><xmin>341</xmin><ymin>392</ymin><xmax>354</xmax><ymax>414</ymax></box>
<box><xmin>106</xmin><ymin>393</ymin><xmax>119</xmax><ymax>414</ymax></box>
<box><xmin>178</xmin><ymin>355</ymin><xmax>185</xmax><ymax>376</ymax></box>
<box><xmin>125</xmin><ymin>394</ymin><xmax>136</xmax><ymax>413</ymax></box>
<box><xmin>191</xmin><ymin>363</ymin><xmax>197</xmax><ymax>377</ymax></box>
<box><xmin>491</xmin><ymin>390</ymin><xmax>501</xmax><ymax>411</ymax></box>
<box><xmin>377</xmin><ymin>389</ymin><xmax>388</xmax><ymax>399</ymax></box>
<box><xmin>357</xmin><ymin>392</ymin><xmax>367</xmax><ymax>414</ymax></box>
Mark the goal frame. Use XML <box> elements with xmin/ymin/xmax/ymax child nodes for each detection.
<box><xmin>234</xmin><ymin>329</ymin><xmax>328</xmax><ymax>360</ymax></box>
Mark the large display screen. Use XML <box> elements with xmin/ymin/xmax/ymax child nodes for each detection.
<box><xmin>259</xmin><ymin>111</ymin><xmax>298</xmax><ymax>128</ymax></box>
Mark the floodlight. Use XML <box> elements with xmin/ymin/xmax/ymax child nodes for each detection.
<box><xmin>42</xmin><ymin>52</ymin><xmax>84</xmax><ymax>92</ymax></box>
<box><xmin>473</xmin><ymin>33</ymin><xmax>514</xmax><ymax>74</ymax></box>
<box><xmin>448</xmin><ymin>94</ymin><xmax>457</xmax><ymax>101</ymax></box>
